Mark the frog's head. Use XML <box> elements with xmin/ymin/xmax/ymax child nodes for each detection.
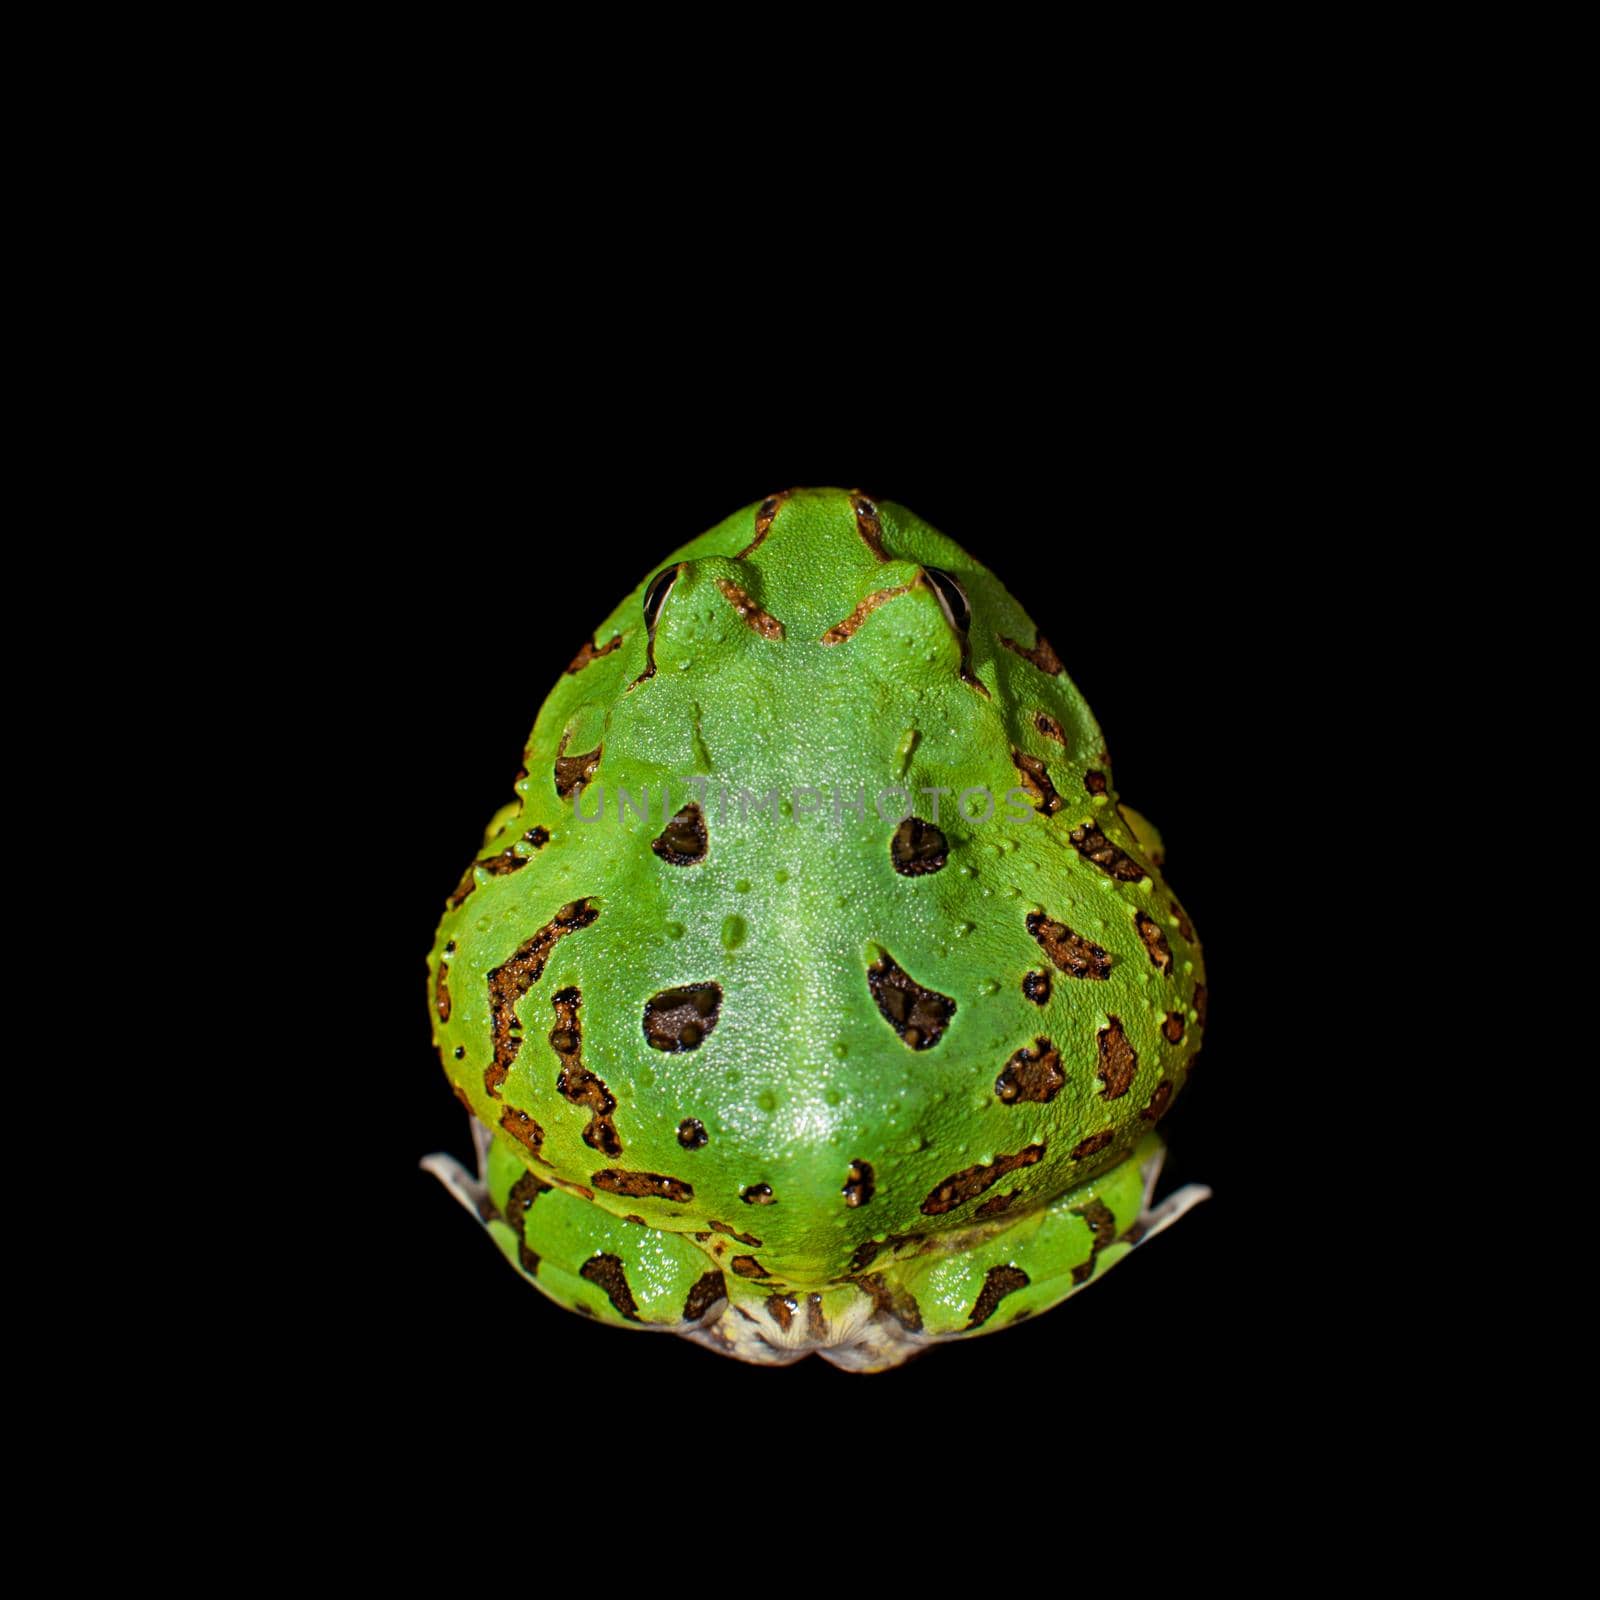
<box><xmin>633</xmin><ymin>486</ymin><xmax>981</xmax><ymax>680</ymax></box>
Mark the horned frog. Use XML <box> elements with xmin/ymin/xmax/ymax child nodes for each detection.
<box><xmin>424</xmin><ymin>486</ymin><xmax>1208</xmax><ymax>1371</ymax></box>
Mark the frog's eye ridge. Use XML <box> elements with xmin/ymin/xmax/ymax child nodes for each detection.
<box><xmin>923</xmin><ymin>566</ymin><xmax>971</xmax><ymax>634</ymax></box>
<box><xmin>642</xmin><ymin>565</ymin><xmax>679</xmax><ymax>632</ymax></box>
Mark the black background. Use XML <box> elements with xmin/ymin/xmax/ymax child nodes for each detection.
<box><xmin>298</xmin><ymin>383</ymin><xmax>1332</xmax><ymax>1470</ymax></box>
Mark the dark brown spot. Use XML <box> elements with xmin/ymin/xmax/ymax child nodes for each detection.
<box><xmin>741</xmin><ymin>1183</ymin><xmax>775</xmax><ymax>1206</ymax></box>
<box><xmin>566</xmin><ymin>634</ymin><xmax>622</xmax><ymax>674</ymax></box>
<box><xmin>868</xmin><ymin>951</ymin><xmax>956</xmax><ymax>1050</ymax></box>
<box><xmin>974</xmin><ymin>1191</ymin><xmax>1020</xmax><ymax>1220</ymax></box>
<box><xmin>485</xmin><ymin>898</ymin><xmax>599</xmax><ymax>1098</ymax></box>
<box><xmin>708</xmin><ymin>1220</ymin><xmax>764</xmax><ymax>1248</ymax></box>
<box><xmin>1012</xmin><ymin>750</ymin><xmax>1063</xmax><ymax>816</ymax></box>
<box><xmin>652</xmin><ymin>803</ymin><xmax>708</xmax><ymax>866</ymax></box>
<box><xmin>737</xmin><ymin>491</ymin><xmax>786</xmax><ymax>559</ymax></box>
<box><xmin>590</xmin><ymin>1169</ymin><xmax>694</xmax><ymax>1203</ymax></box>
<box><xmin>999</xmin><ymin>632</ymin><xmax>1064</xmax><ymax>674</ymax></box>
<box><xmin>849</xmin><ymin>490</ymin><xmax>888</xmax><ymax>559</ymax></box>
<box><xmin>821</xmin><ymin>584</ymin><xmax>910</xmax><ymax>644</ymax></box>
<box><xmin>1141</xmin><ymin>1080</ymin><xmax>1174</xmax><ymax>1123</ymax></box>
<box><xmin>716</xmin><ymin>577</ymin><xmax>785</xmax><ymax>639</ymax></box>
<box><xmin>1084</xmin><ymin>770</ymin><xmax>1108</xmax><ymax>795</ymax></box>
<box><xmin>1035</xmin><ymin>712</ymin><xmax>1067</xmax><ymax>746</ymax></box>
<box><xmin>550</xmin><ymin>987</ymin><xmax>621</xmax><ymax>1157</ymax></box>
<box><xmin>624</xmin><ymin>1213</ymin><xmax>647</xmax><ymax>1226</ymax></box>
<box><xmin>1194</xmin><ymin>984</ymin><xmax>1208</xmax><ymax>1029</ymax></box>
<box><xmin>643</xmin><ymin>983</ymin><xmax>723</xmax><ymax>1052</ymax></box>
<box><xmin>500</xmin><ymin>1107</ymin><xmax>544</xmax><ymax>1152</ymax></box>
<box><xmin>1026</xmin><ymin>911</ymin><xmax>1112</xmax><ymax>980</ymax></box>
<box><xmin>507</xmin><ymin>1171</ymin><xmax>551</xmax><ymax>1232</ymax></box>
<box><xmin>682</xmin><ymin>1270</ymin><xmax>727</xmax><ymax>1322</ymax></box>
<box><xmin>1161</xmin><ymin>1011</ymin><xmax>1186</xmax><ymax>1043</ymax></box>
<box><xmin>806</xmin><ymin>1294</ymin><xmax>827</xmax><ymax>1340</ymax></box>
<box><xmin>1135</xmin><ymin>912</ymin><xmax>1173</xmax><ymax>974</ymax></box>
<box><xmin>453</xmin><ymin>1046</ymin><xmax>466</xmax><ymax>1060</ymax></box>
<box><xmin>517</xmin><ymin>1241</ymin><xmax>540</xmax><ymax>1276</ymax></box>
<box><xmin>968</xmin><ymin>1264</ymin><xmax>1030</xmax><ymax>1327</ymax></box>
<box><xmin>890</xmin><ymin>816</ymin><xmax>948</xmax><ymax>876</ymax></box>
<box><xmin>851</xmin><ymin>1272</ymin><xmax>923</xmax><ymax>1332</ymax></box>
<box><xmin>434</xmin><ymin>955</ymin><xmax>452</xmax><ymax>1022</ymax></box>
<box><xmin>1096</xmin><ymin>1016</ymin><xmax>1138</xmax><ymax>1099</ymax></box>
<box><xmin>729</xmin><ymin>1255</ymin><xmax>769</xmax><ymax>1280</ymax></box>
<box><xmin>1071</xmin><ymin>1130</ymin><xmax>1115</xmax><ymax>1161</ymax></box>
<box><xmin>995</xmin><ymin>1037</ymin><xmax>1065</xmax><ymax>1104</ymax></box>
<box><xmin>1070</xmin><ymin>1198</ymin><xmax>1117</xmax><ymax>1285</ymax></box>
<box><xmin>677</xmin><ymin>1117</ymin><xmax>708</xmax><ymax>1149</ymax></box>
<box><xmin>553</xmin><ymin>733</ymin><xmax>602</xmax><ymax>800</ymax></box>
<box><xmin>451</xmin><ymin>1083</ymin><xmax>473</xmax><ymax>1113</ymax></box>
<box><xmin>1069</xmin><ymin>821</ymin><xmax>1146</xmax><ymax>883</ymax></box>
<box><xmin>842</xmin><ymin>1160</ymin><xmax>875</xmax><ymax>1208</ymax></box>
<box><xmin>1022</xmin><ymin>969</ymin><xmax>1052</xmax><ymax>1005</ymax></box>
<box><xmin>921</xmin><ymin>1144</ymin><xmax>1045</xmax><ymax>1216</ymax></box>
<box><xmin>579</xmin><ymin>1253</ymin><xmax>641</xmax><ymax>1321</ymax></box>
<box><xmin>1170</xmin><ymin>899</ymin><xmax>1195</xmax><ymax>942</ymax></box>
<box><xmin>525</xmin><ymin>826</ymin><xmax>550</xmax><ymax>848</ymax></box>
<box><xmin>848</xmin><ymin>1233</ymin><xmax>917</xmax><ymax>1273</ymax></box>
<box><xmin>766</xmin><ymin>1293</ymin><xmax>797</xmax><ymax>1331</ymax></box>
<box><xmin>447</xmin><ymin>845</ymin><xmax>535</xmax><ymax>910</ymax></box>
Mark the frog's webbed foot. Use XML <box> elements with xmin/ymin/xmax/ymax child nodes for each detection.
<box><xmin>1122</xmin><ymin>1137</ymin><xmax>1211</xmax><ymax>1248</ymax></box>
<box><xmin>419</xmin><ymin>1116</ymin><xmax>494</xmax><ymax>1222</ymax></box>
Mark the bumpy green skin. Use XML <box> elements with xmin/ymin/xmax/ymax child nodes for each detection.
<box><xmin>425</xmin><ymin>487</ymin><xmax>1205</xmax><ymax>1369</ymax></box>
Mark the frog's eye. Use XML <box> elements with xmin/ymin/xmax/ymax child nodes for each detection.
<box><xmin>642</xmin><ymin>565</ymin><xmax>680</xmax><ymax>633</ymax></box>
<box><xmin>922</xmin><ymin>567</ymin><xmax>971</xmax><ymax>635</ymax></box>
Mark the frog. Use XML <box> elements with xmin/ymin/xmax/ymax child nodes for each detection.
<box><xmin>423</xmin><ymin>486</ymin><xmax>1208</xmax><ymax>1371</ymax></box>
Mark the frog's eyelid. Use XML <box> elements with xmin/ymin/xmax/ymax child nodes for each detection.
<box><xmin>921</xmin><ymin>566</ymin><xmax>972</xmax><ymax>635</ymax></box>
<box><xmin>642</xmin><ymin>564</ymin><xmax>681</xmax><ymax>633</ymax></box>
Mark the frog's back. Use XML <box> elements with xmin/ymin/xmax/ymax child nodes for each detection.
<box><xmin>426</xmin><ymin>488</ymin><xmax>1205</xmax><ymax>1365</ymax></box>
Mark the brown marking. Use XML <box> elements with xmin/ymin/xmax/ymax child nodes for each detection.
<box><xmin>851</xmin><ymin>1272</ymin><xmax>923</xmax><ymax>1332</ymax></box>
<box><xmin>995</xmin><ymin>1037</ymin><xmax>1065</xmax><ymax>1104</ymax></box>
<box><xmin>643</xmin><ymin>983</ymin><xmax>723</xmax><ymax>1052</ymax></box>
<box><xmin>624</xmin><ymin>1214</ymin><xmax>647</xmax><ymax>1226</ymax></box>
<box><xmin>1070</xmin><ymin>1198</ymin><xmax>1117</xmax><ymax>1285</ymax></box>
<box><xmin>590</xmin><ymin>1169</ymin><xmax>694</xmax><ymax>1203</ymax></box>
<box><xmin>849</xmin><ymin>491</ymin><xmax>888</xmax><ymax>559</ymax></box>
<box><xmin>736</xmin><ymin>492</ymin><xmax>786</xmax><ymax>559</ymax></box>
<box><xmin>1135</xmin><ymin>912</ymin><xmax>1174</xmax><ymax>974</ymax></box>
<box><xmin>766</xmin><ymin>1293</ymin><xmax>797</xmax><ymax>1331</ymax></box>
<box><xmin>1171</xmin><ymin>899</ymin><xmax>1195</xmax><ymax>942</ymax></box>
<box><xmin>1022</xmin><ymin>969</ymin><xmax>1052</xmax><ymax>1005</ymax></box>
<box><xmin>1194</xmin><ymin>984</ymin><xmax>1208</xmax><ymax>1029</ymax></box>
<box><xmin>517</xmin><ymin>1241</ymin><xmax>540</xmax><ymax>1275</ymax></box>
<box><xmin>741</xmin><ymin>1183</ymin><xmax>775</xmax><ymax>1206</ymax></box>
<box><xmin>1141</xmin><ymin>1080</ymin><xmax>1174</xmax><ymax>1123</ymax></box>
<box><xmin>682</xmin><ymin>1270</ymin><xmax>727</xmax><ymax>1322</ymax></box>
<box><xmin>1069</xmin><ymin>821</ymin><xmax>1146</xmax><ymax>883</ymax></box>
<box><xmin>447</xmin><ymin>845</ymin><xmax>537</xmax><ymax>910</ymax></box>
<box><xmin>821</xmin><ymin>584</ymin><xmax>910</xmax><ymax>644</ymax></box>
<box><xmin>500</xmin><ymin>1107</ymin><xmax>544</xmax><ymax>1153</ymax></box>
<box><xmin>1012</xmin><ymin>750</ymin><xmax>1063</xmax><ymax>816</ymax></box>
<box><xmin>890</xmin><ymin>816</ymin><xmax>948</xmax><ymax>876</ymax></box>
<box><xmin>1071</xmin><ymin>1130</ymin><xmax>1115</xmax><ymax>1161</ymax></box>
<box><xmin>1096</xmin><ymin>1016</ymin><xmax>1138</xmax><ymax>1099</ymax></box>
<box><xmin>484</xmin><ymin>898</ymin><xmax>599</xmax><ymax>1099</ymax></box>
<box><xmin>999</xmin><ymin>633</ymin><xmax>1064</xmax><ymax>674</ymax></box>
<box><xmin>435</xmin><ymin>954</ymin><xmax>452</xmax><ymax>1023</ymax></box>
<box><xmin>677</xmin><ymin>1117</ymin><xmax>709</xmax><ymax>1149</ymax></box>
<box><xmin>729</xmin><ymin>1255</ymin><xmax>769</xmax><ymax>1280</ymax></box>
<box><xmin>549</xmin><ymin>987</ymin><xmax>621</xmax><ymax>1157</ymax></box>
<box><xmin>566</xmin><ymin>634</ymin><xmax>622</xmax><ymax>674</ymax></box>
<box><xmin>716</xmin><ymin>577</ymin><xmax>785</xmax><ymax>640</ymax></box>
<box><xmin>1026</xmin><ymin>911</ymin><xmax>1112</xmax><ymax>980</ymax></box>
<box><xmin>921</xmin><ymin>1144</ymin><xmax>1045</xmax><ymax>1216</ymax></box>
<box><xmin>651</xmin><ymin>802</ymin><xmax>708</xmax><ymax>866</ymax></box>
<box><xmin>1035</xmin><ymin>712</ymin><xmax>1067</xmax><ymax>745</ymax></box>
<box><xmin>868</xmin><ymin>951</ymin><xmax>956</xmax><ymax>1050</ymax></box>
<box><xmin>708</xmin><ymin>1219</ymin><xmax>763</xmax><ymax>1246</ymax></box>
<box><xmin>451</xmin><ymin>1083</ymin><xmax>473</xmax><ymax>1113</ymax></box>
<box><xmin>968</xmin><ymin>1265</ymin><xmax>1031</xmax><ymax>1327</ymax></box>
<box><xmin>974</xmin><ymin>1191</ymin><xmax>1019</xmax><ymax>1220</ymax></box>
<box><xmin>806</xmin><ymin>1294</ymin><xmax>827</xmax><ymax>1340</ymax></box>
<box><xmin>553</xmin><ymin>734</ymin><xmax>602</xmax><ymax>800</ymax></box>
<box><xmin>1161</xmin><ymin>1011</ymin><xmax>1186</xmax><ymax>1043</ymax></box>
<box><xmin>507</xmin><ymin>1171</ymin><xmax>551</xmax><ymax>1232</ymax></box>
<box><xmin>1084</xmin><ymin>770</ymin><xmax>1108</xmax><ymax>795</ymax></box>
<box><xmin>579</xmin><ymin>1253</ymin><xmax>641</xmax><ymax>1322</ymax></box>
<box><xmin>848</xmin><ymin>1233</ymin><xmax>916</xmax><ymax>1273</ymax></box>
<box><xmin>843</xmin><ymin>1160</ymin><xmax>875</xmax><ymax>1208</ymax></box>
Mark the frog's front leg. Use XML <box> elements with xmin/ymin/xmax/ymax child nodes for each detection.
<box><xmin>424</xmin><ymin>1127</ymin><xmax>795</xmax><ymax>1354</ymax></box>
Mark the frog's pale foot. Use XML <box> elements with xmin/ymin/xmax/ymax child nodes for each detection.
<box><xmin>419</xmin><ymin>1116</ymin><xmax>495</xmax><ymax>1221</ymax></box>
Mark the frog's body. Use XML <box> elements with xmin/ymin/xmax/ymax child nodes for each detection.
<box><xmin>424</xmin><ymin>487</ymin><xmax>1207</xmax><ymax>1370</ymax></box>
